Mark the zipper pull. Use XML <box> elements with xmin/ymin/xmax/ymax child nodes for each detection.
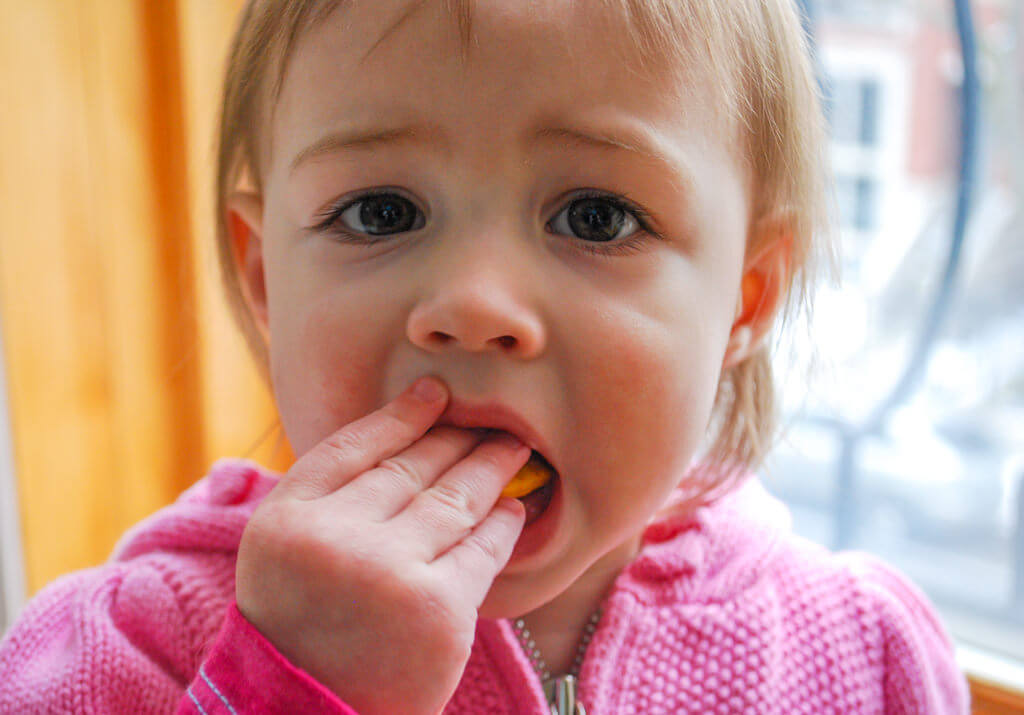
<box><xmin>543</xmin><ymin>675</ymin><xmax>586</xmax><ymax>715</ymax></box>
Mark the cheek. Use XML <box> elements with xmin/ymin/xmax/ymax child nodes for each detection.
<box><xmin>576</xmin><ymin>321</ymin><xmax>720</xmax><ymax>463</ymax></box>
<box><xmin>563</xmin><ymin>280</ymin><xmax>734</xmax><ymax>510</ymax></box>
<box><xmin>269</xmin><ymin>295</ymin><xmax>386</xmax><ymax>457</ymax></box>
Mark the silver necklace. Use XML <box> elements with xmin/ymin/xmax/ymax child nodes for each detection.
<box><xmin>511</xmin><ymin>609</ymin><xmax>602</xmax><ymax>715</ymax></box>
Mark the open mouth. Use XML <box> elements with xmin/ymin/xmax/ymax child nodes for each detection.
<box><xmin>435</xmin><ymin>406</ymin><xmax>559</xmax><ymax>528</ymax></box>
<box><xmin>515</xmin><ymin>451</ymin><xmax>557</xmax><ymax>526</ymax></box>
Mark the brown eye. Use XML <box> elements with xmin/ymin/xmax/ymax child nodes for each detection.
<box><xmin>337</xmin><ymin>193</ymin><xmax>422</xmax><ymax>235</ymax></box>
<box><xmin>548</xmin><ymin>195</ymin><xmax>640</xmax><ymax>243</ymax></box>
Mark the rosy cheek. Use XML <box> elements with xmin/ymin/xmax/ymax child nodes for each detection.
<box><xmin>272</xmin><ymin>303</ymin><xmax>381</xmax><ymax>456</ymax></box>
<box><xmin>571</xmin><ymin>315</ymin><xmax>712</xmax><ymax>494</ymax></box>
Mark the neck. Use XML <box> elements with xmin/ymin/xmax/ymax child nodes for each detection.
<box><xmin>517</xmin><ymin>535</ymin><xmax>640</xmax><ymax>676</ymax></box>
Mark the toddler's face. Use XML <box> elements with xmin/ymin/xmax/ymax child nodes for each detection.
<box><xmin>238</xmin><ymin>0</ymin><xmax>755</xmax><ymax>617</ymax></box>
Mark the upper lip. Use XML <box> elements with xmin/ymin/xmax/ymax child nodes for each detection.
<box><xmin>436</xmin><ymin>400</ymin><xmax>555</xmax><ymax>469</ymax></box>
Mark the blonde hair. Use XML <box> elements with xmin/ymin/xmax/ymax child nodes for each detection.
<box><xmin>215</xmin><ymin>0</ymin><xmax>831</xmax><ymax>498</ymax></box>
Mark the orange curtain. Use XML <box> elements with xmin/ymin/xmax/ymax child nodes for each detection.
<box><xmin>0</xmin><ymin>1</ymin><xmax>291</xmax><ymax>597</ymax></box>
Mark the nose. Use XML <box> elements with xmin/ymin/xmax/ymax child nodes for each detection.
<box><xmin>406</xmin><ymin>249</ymin><xmax>546</xmax><ymax>358</ymax></box>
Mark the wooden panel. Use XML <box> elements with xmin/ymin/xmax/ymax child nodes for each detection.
<box><xmin>971</xmin><ymin>676</ymin><xmax>1024</xmax><ymax>714</ymax></box>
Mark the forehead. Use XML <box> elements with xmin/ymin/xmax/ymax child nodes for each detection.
<box><xmin>268</xmin><ymin>0</ymin><xmax>738</xmax><ymax>178</ymax></box>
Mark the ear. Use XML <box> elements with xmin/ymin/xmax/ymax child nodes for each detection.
<box><xmin>225</xmin><ymin>191</ymin><xmax>269</xmax><ymax>343</ymax></box>
<box><xmin>722</xmin><ymin>219</ymin><xmax>793</xmax><ymax>369</ymax></box>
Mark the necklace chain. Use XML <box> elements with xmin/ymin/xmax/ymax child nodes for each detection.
<box><xmin>511</xmin><ymin>608</ymin><xmax>602</xmax><ymax>683</ymax></box>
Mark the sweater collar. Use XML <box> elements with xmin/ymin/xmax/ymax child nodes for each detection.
<box><xmin>624</xmin><ymin>474</ymin><xmax>792</xmax><ymax>595</ymax></box>
<box><xmin>463</xmin><ymin>477</ymin><xmax>792</xmax><ymax>713</ymax></box>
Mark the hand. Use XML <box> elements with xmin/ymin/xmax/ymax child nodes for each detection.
<box><xmin>235</xmin><ymin>377</ymin><xmax>529</xmax><ymax>715</ymax></box>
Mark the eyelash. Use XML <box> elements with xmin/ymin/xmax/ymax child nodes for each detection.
<box><xmin>308</xmin><ymin>188</ymin><xmax>662</xmax><ymax>257</ymax></box>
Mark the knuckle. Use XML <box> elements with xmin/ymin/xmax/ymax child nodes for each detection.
<box><xmin>376</xmin><ymin>455</ymin><xmax>422</xmax><ymax>491</ymax></box>
<box><xmin>429</xmin><ymin>481</ymin><xmax>473</xmax><ymax>514</ymax></box>
<box><xmin>466</xmin><ymin>531</ymin><xmax>502</xmax><ymax>562</ymax></box>
<box><xmin>292</xmin><ymin>464</ymin><xmax>334</xmax><ymax>497</ymax></box>
<box><xmin>322</xmin><ymin>429</ymin><xmax>363</xmax><ymax>458</ymax></box>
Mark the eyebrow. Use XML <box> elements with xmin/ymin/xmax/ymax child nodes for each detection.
<box><xmin>530</xmin><ymin>125</ymin><xmax>676</xmax><ymax>171</ymax></box>
<box><xmin>288</xmin><ymin>121</ymin><xmax>683</xmax><ymax>185</ymax></box>
<box><xmin>288</xmin><ymin>124</ymin><xmax>445</xmax><ymax>175</ymax></box>
<box><xmin>532</xmin><ymin>124</ymin><xmax>694</xmax><ymax>202</ymax></box>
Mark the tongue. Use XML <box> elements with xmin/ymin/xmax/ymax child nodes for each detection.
<box><xmin>518</xmin><ymin>477</ymin><xmax>554</xmax><ymax>525</ymax></box>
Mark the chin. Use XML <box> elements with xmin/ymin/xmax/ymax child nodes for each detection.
<box><xmin>477</xmin><ymin>575</ymin><xmax>558</xmax><ymax>620</ymax></box>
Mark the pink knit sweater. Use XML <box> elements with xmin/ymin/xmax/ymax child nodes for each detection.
<box><xmin>0</xmin><ymin>459</ymin><xmax>969</xmax><ymax>713</ymax></box>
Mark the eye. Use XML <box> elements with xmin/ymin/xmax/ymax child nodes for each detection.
<box><xmin>547</xmin><ymin>192</ymin><xmax>648</xmax><ymax>244</ymax></box>
<box><xmin>315</xmin><ymin>191</ymin><xmax>425</xmax><ymax>239</ymax></box>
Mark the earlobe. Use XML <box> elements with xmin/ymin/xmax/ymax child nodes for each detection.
<box><xmin>225</xmin><ymin>191</ymin><xmax>269</xmax><ymax>342</ymax></box>
<box><xmin>723</xmin><ymin>221</ymin><xmax>793</xmax><ymax>369</ymax></box>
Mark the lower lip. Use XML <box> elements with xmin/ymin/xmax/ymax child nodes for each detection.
<box><xmin>508</xmin><ymin>474</ymin><xmax>562</xmax><ymax>561</ymax></box>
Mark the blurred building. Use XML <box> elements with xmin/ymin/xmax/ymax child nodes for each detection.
<box><xmin>803</xmin><ymin>0</ymin><xmax>1022</xmax><ymax>425</ymax></box>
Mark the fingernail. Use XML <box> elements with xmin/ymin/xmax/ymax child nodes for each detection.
<box><xmin>412</xmin><ymin>377</ymin><xmax>445</xmax><ymax>404</ymax></box>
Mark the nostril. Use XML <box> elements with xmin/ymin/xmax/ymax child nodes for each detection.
<box><xmin>423</xmin><ymin>332</ymin><xmax>520</xmax><ymax>351</ymax></box>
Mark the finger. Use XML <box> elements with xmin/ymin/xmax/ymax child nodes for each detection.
<box><xmin>398</xmin><ymin>431</ymin><xmax>530</xmax><ymax>560</ymax></box>
<box><xmin>433</xmin><ymin>498</ymin><xmax>526</xmax><ymax>608</ymax></box>
<box><xmin>339</xmin><ymin>425</ymin><xmax>488</xmax><ymax>520</ymax></box>
<box><xmin>281</xmin><ymin>376</ymin><xmax>449</xmax><ymax>500</ymax></box>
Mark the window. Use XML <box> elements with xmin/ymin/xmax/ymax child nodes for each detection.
<box><xmin>825</xmin><ymin>76</ymin><xmax>880</xmax><ymax>147</ymax></box>
<box><xmin>764</xmin><ymin>0</ymin><xmax>1024</xmax><ymax>688</ymax></box>
<box><xmin>834</xmin><ymin>174</ymin><xmax>878</xmax><ymax>232</ymax></box>
<box><xmin>0</xmin><ymin>330</ymin><xmax>25</xmax><ymax>634</ymax></box>
<box><xmin>819</xmin><ymin>40</ymin><xmax>908</xmax><ymax>253</ymax></box>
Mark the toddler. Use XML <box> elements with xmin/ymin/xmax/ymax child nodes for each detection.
<box><xmin>0</xmin><ymin>0</ymin><xmax>970</xmax><ymax>713</ymax></box>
